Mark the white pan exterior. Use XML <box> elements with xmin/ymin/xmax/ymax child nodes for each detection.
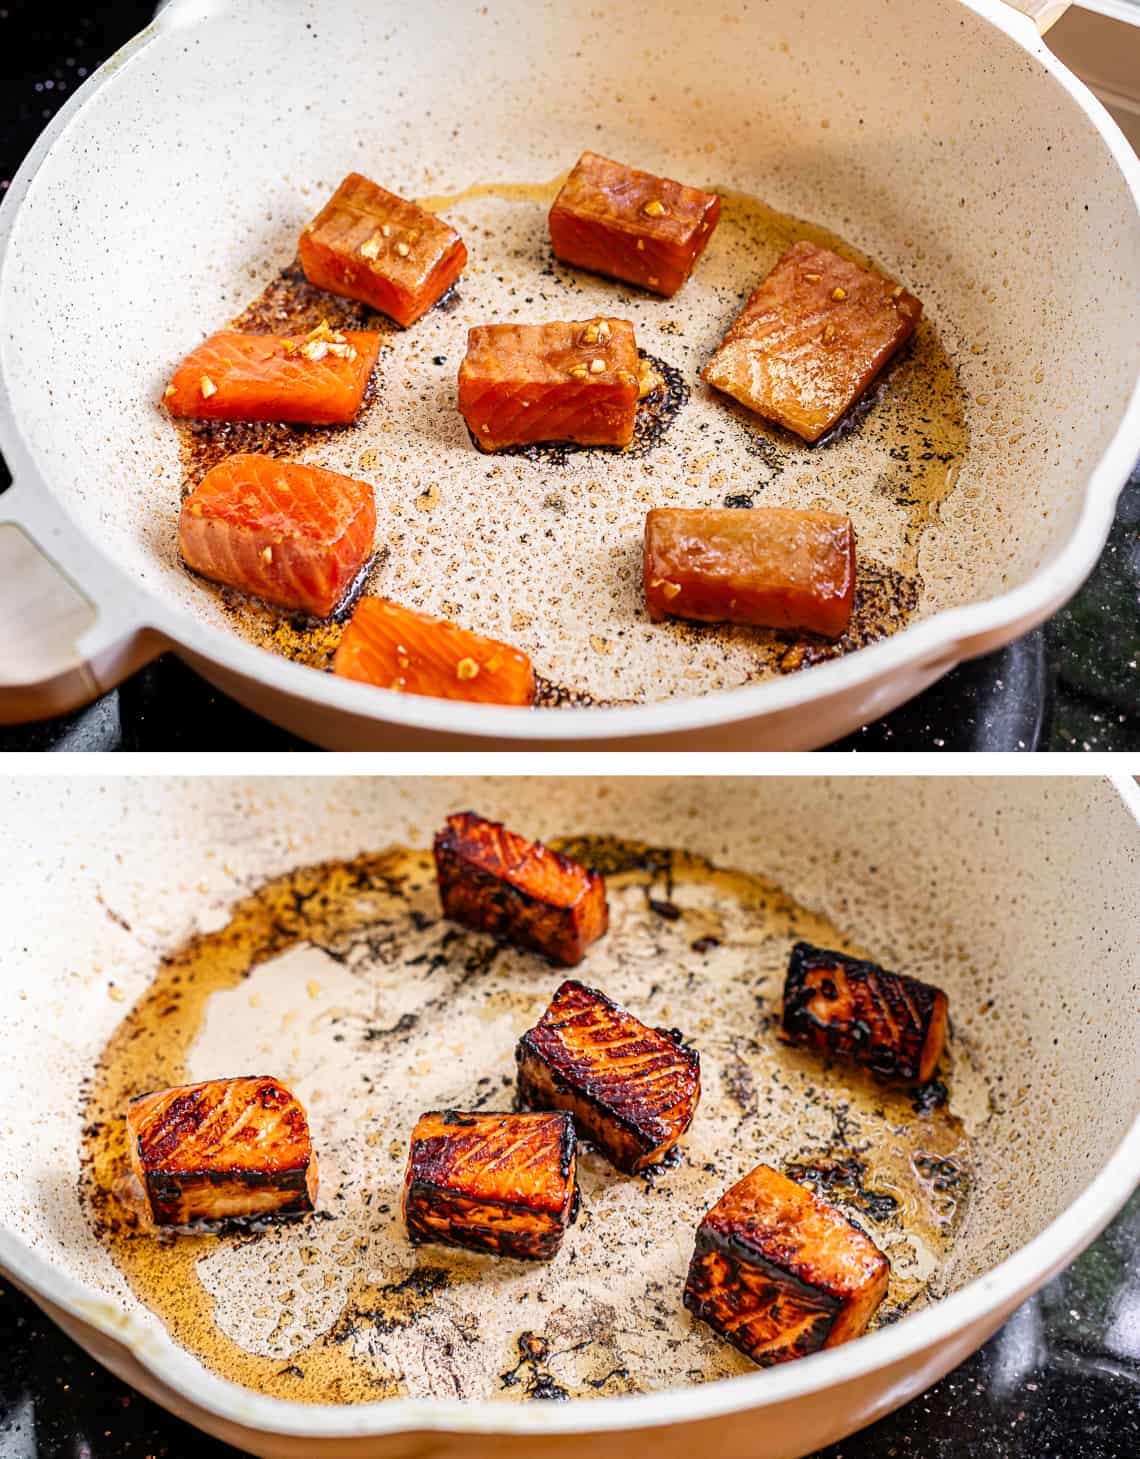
<box><xmin>0</xmin><ymin>0</ymin><xmax>1139</xmax><ymax>746</ymax></box>
<box><xmin>0</xmin><ymin>775</ymin><xmax>1138</xmax><ymax>1456</ymax></box>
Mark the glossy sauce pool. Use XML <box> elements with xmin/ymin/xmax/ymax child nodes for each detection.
<box><xmin>169</xmin><ymin>177</ymin><xmax>968</xmax><ymax>705</ymax></box>
<box><xmin>80</xmin><ymin>835</ymin><xmax>988</xmax><ymax>1404</ymax></box>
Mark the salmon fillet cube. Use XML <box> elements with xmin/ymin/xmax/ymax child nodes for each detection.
<box><xmin>703</xmin><ymin>240</ymin><xmax>922</xmax><ymax>442</ymax></box>
<box><xmin>299</xmin><ymin>171</ymin><xmax>467</xmax><ymax>328</ymax></box>
<box><xmin>402</xmin><ymin>1110</ymin><xmax>578</xmax><ymax>1259</ymax></box>
<box><xmin>517</xmin><ymin>979</ymin><xmax>700</xmax><ymax>1173</ymax></box>
<box><xmin>643</xmin><ymin>506</ymin><xmax>856</xmax><ymax>639</ymax></box>
<box><xmin>333</xmin><ymin>597</ymin><xmax>535</xmax><ymax>706</ymax></box>
<box><xmin>163</xmin><ymin>324</ymin><xmax>380</xmax><ymax>425</ymax></box>
<box><xmin>433</xmin><ymin>811</ymin><xmax>608</xmax><ymax>967</ymax></box>
<box><xmin>783</xmin><ymin>941</ymin><xmax>949</xmax><ymax>1085</ymax></box>
<box><xmin>457</xmin><ymin>318</ymin><xmax>639</xmax><ymax>451</ymax></box>
<box><xmin>684</xmin><ymin>1163</ymin><xmax>889</xmax><ymax>1366</ymax></box>
<box><xmin>549</xmin><ymin>151</ymin><xmax>721</xmax><ymax>297</ymax></box>
<box><xmin>126</xmin><ymin>1076</ymin><xmax>318</xmax><ymax>1228</ymax></box>
<box><xmin>178</xmin><ymin>452</ymin><xmax>376</xmax><ymax>619</ymax></box>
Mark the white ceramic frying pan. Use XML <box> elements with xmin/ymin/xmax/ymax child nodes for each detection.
<box><xmin>0</xmin><ymin>774</ymin><xmax>1138</xmax><ymax>1457</ymax></box>
<box><xmin>1</xmin><ymin>0</ymin><xmax>1139</xmax><ymax>749</ymax></box>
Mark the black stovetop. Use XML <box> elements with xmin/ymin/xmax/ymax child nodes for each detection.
<box><xmin>1</xmin><ymin>0</ymin><xmax>1138</xmax><ymax>753</ymax></box>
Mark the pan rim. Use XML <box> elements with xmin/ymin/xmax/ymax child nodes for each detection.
<box><xmin>1</xmin><ymin>772</ymin><xmax>1139</xmax><ymax>1438</ymax></box>
<box><xmin>0</xmin><ymin>0</ymin><xmax>1138</xmax><ymax>743</ymax></box>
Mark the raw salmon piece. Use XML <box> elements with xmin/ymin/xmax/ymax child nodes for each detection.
<box><xmin>402</xmin><ymin>1109</ymin><xmax>578</xmax><ymax>1260</ymax></box>
<box><xmin>433</xmin><ymin>811</ymin><xmax>609</xmax><ymax>966</ymax></box>
<box><xmin>457</xmin><ymin>318</ymin><xmax>639</xmax><ymax>451</ymax></box>
<box><xmin>517</xmin><ymin>980</ymin><xmax>700</xmax><ymax>1173</ymax></box>
<box><xmin>643</xmin><ymin>506</ymin><xmax>856</xmax><ymax>639</ymax></box>
<box><xmin>684</xmin><ymin>1163</ymin><xmax>889</xmax><ymax>1366</ymax></box>
<box><xmin>299</xmin><ymin>172</ymin><xmax>467</xmax><ymax>327</ymax></box>
<box><xmin>783</xmin><ymin>941</ymin><xmax>949</xmax><ymax>1085</ymax></box>
<box><xmin>163</xmin><ymin>323</ymin><xmax>381</xmax><ymax>424</ymax></box>
<box><xmin>126</xmin><ymin>1076</ymin><xmax>318</xmax><ymax>1227</ymax></box>
<box><xmin>549</xmin><ymin>151</ymin><xmax>721</xmax><ymax>297</ymax></box>
<box><xmin>703</xmin><ymin>240</ymin><xmax>922</xmax><ymax>442</ymax></box>
<box><xmin>179</xmin><ymin>453</ymin><xmax>376</xmax><ymax>619</ymax></box>
<box><xmin>333</xmin><ymin>597</ymin><xmax>535</xmax><ymax>705</ymax></box>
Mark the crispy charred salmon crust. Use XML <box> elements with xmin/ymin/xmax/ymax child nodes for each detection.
<box><xmin>643</xmin><ymin>506</ymin><xmax>856</xmax><ymax>640</ymax></box>
<box><xmin>549</xmin><ymin>151</ymin><xmax>721</xmax><ymax>297</ymax></box>
<box><xmin>684</xmin><ymin>1163</ymin><xmax>889</xmax><ymax>1366</ymax></box>
<box><xmin>783</xmin><ymin>941</ymin><xmax>949</xmax><ymax>1085</ymax></box>
<box><xmin>517</xmin><ymin>979</ymin><xmax>700</xmax><ymax>1172</ymax></box>
<box><xmin>300</xmin><ymin>171</ymin><xmax>467</xmax><ymax>328</ymax></box>
<box><xmin>402</xmin><ymin>1109</ymin><xmax>578</xmax><ymax>1259</ymax></box>
<box><xmin>126</xmin><ymin>1076</ymin><xmax>318</xmax><ymax>1228</ymax></box>
<box><xmin>703</xmin><ymin>239</ymin><xmax>921</xmax><ymax>443</ymax></box>
<box><xmin>433</xmin><ymin>811</ymin><xmax>609</xmax><ymax>966</ymax></box>
<box><xmin>457</xmin><ymin>318</ymin><xmax>639</xmax><ymax>451</ymax></box>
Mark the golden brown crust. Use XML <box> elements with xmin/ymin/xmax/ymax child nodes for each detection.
<box><xmin>782</xmin><ymin>941</ymin><xmax>949</xmax><ymax>1084</ymax></box>
<box><xmin>401</xmin><ymin>1110</ymin><xmax>578</xmax><ymax>1260</ymax></box>
<box><xmin>126</xmin><ymin>1076</ymin><xmax>318</xmax><ymax>1227</ymax></box>
<box><xmin>433</xmin><ymin>812</ymin><xmax>609</xmax><ymax>966</ymax></box>
<box><xmin>683</xmin><ymin>1163</ymin><xmax>889</xmax><ymax>1366</ymax></box>
<box><xmin>703</xmin><ymin>240</ymin><xmax>920</xmax><ymax>442</ymax></box>
<box><xmin>516</xmin><ymin>979</ymin><xmax>700</xmax><ymax>1172</ymax></box>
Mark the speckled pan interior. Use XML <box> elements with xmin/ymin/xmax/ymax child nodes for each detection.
<box><xmin>1</xmin><ymin>777</ymin><xmax>1138</xmax><ymax>1418</ymax></box>
<box><xmin>1</xmin><ymin>0</ymin><xmax>1138</xmax><ymax>709</ymax></box>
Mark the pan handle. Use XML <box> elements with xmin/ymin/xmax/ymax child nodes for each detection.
<box><xmin>999</xmin><ymin>1</ymin><xmax>1070</xmax><ymax>33</ymax></box>
<box><xmin>0</xmin><ymin>473</ymin><xmax>161</xmax><ymax>725</ymax></box>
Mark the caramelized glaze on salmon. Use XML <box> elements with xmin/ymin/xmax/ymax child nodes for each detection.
<box><xmin>703</xmin><ymin>240</ymin><xmax>921</xmax><ymax>442</ymax></box>
<box><xmin>549</xmin><ymin>151</ymin><xmax>721</xmax><ymax>297</ymax></box>
<box><xmin>126</xmin><ymin>1076</ymin><xmax>318</xmax><ymax>1228</ymax></box>
<box><xmin>433</xmin><ymin>811</ymin><xmax>609</xmax><ymax>967</ymax></box>
<box><xmin>517</xmin><ymin>979</ymin><xmax>700</xmax><ymax>1173</ymax></box>
<box><xmin>783</xmin><ymin>941</ymin><xmax>949</xmax><ymax>1085</ymax></box>
<box><xmin>402</xmin><ymin>1109</ymin><xmax>578</xmax><ymax>1259</ymax></box>
<box><xmin>163</xmin><ymin>324</ymin><xmax>380</xmax><ymax>424</ymax></box>
<box><xmin>643</xmin><ymin>506</ymin><xmax>856</xmax><ymax>639</ymax></box>
<box><xmin>457</xmin><ymin>318</ymin><xmax>639</xmax><ymax>451</ymax></box>
<box><xmin>178</xmin><ymin>452</ymin><xmax>376</xmax><ymax>619</ymax></box>
<box><xmin>683</xmin><ymin>1163</ymin><xmax>889</xmax><ymax>1366</ymax></box>
<box><xmin>333</xmin><ymin>597</ymin><xmax>535</xmax><ymax>705</ymax></box>
<box><xmin>300</xmin><ymin>172</ymin><xmax>467</xmax><ymax>327</ymax></box>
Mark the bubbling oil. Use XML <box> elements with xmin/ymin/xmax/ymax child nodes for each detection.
<box><xmin>80</xmin><ymin>837</ymin><xmax>985</xmax><ymax>1404</ymax></box>
<box><xmin>166</xmin><ymin>172</ymin><xmax>967</xmax><ymax>703</ymax></box>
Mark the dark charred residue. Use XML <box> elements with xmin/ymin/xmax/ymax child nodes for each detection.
<box><xmin>691</xmin><ymin>935</ymin><xmax>720</xmax><ymax>954</ymax></box>
<box><xmin>499</xmin><ymin>1331</ymin><xmax>571</xmax><ymax>1401</ymax></box>
<box><xmin>911</xmin><ymin>1078</ymin><xmax>949</xmax><ymax>1115</ymax></box>
<box><xmin>362</xmin><ymin>1011</ymin><xmax>420</xmax><ymax>1042</ymax></box>
<box><xmin>724</xmin><ymin>492</ymin><xmax>756</xmax><ymax>508</ymax></box>
<box><xmin>783</xmin><ymin>1154</ymin><xmax>899</xmax><ymax>1225</ymax></box>
<box><xmin>638</xmin><ymin>1143</ymin><xmax>685</xmax><ymax>1187</ymax></box>
<box><xmin>532</xmin><ymin>676</ymin><xmax>607</xmax><ymax>709</ymax></box>
<box><xmin>327</xmin><ymin>1265</ymin><xmax>451</xmax><ymax>1344</ymax></box>
<box><xmin>466</xmin><ymin>350</ymin><xmax>687</xmax><ymax>465</ymax></box>
<box><xmin>721</xmin><ymin>1057</ymin><xmax>756</xmax><ymax>1114</ymax></box>
<box><xmin>648</xmin><ymin>897</ymin><xmax>682</xmax><ymax>922</ymax></box>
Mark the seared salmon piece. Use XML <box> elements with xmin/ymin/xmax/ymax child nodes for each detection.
<box><xmin>333</xmin><ymin>597</ymin><xmax>535</xmax><ymax>705</ymax></box>
<box><xmin>457</xmin><ymin>318</ymin><xmax>639</xmax><ymax>451</ymax></box>
<box><xmin>178</xmin><ymin>452</ymin><xmax>375</xmax><ymax>619</ymax></box>
<box><xmin>300</xmin><ymin>172</ymin><xmax>467</xmax><ymax>327</ymax></box>
<box><xmin>517</xmin><ymin>979</ymin><xmax>700</xmax><ymax>1173</ymax></box>
<box><xmin>703</xmin><ymin>240</ymin><xmax>921</xmax><ymax>442</ymax></box>
<box><xmin>163</xmin><ymin>323</ymin><xmax>380</xmax><ymax>425</ymax></box>
<box><xmin>549</xmin><ymin>151</ymin><xmax>721</xmax><ymax>297</ymax></box>
<box><xmin>433</xmin><ymin>811</ymin><xmax>608</xmax><ymax>966</ymax></box>
<box><xmin>402</xmin><ymin>1109</ymin><xmax>578</xmax><ymax>1259</ymax></box>
<box><xmin>684</xmin><ymin>1163</ymin><xmax>889</xmax><ymax>1366</ymax></box>
<box><xmin>643</xmin><ymin>506</ymin><xmax>855</xmax><ymax>639</ymax></box>
<box><xmin>783</xmin><ymin>941</ymin><xmax>949</xmax><ymax>1085</ymax></box>
<box><xmin>126</xmin><ymin>1076</ymin><xmax>318</xmax><ymax>1228</ymax></box>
